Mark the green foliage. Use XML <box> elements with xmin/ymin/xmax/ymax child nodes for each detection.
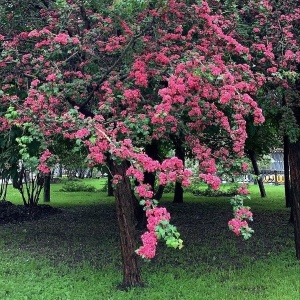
<box><xmin>59</xmin><ymin>181</ymin><xmax>97</xmax><ymax>192</ymax></box>
<box><xmin>113</xmin><ymin>0</ymin><xmax>150</xmax><ymax>15</ymax></box>
<box><xmin>187</xmin><ymin>182</ymin><xmax>240</xmax><ymax>197</ymax></box>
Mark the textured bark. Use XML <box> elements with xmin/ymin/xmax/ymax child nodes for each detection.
<box><xmin>288</xmin><ymin>141</ymin><xmax>300</xmax><ymax>259</ymax></box>
<box><xmin>111</xmin><ymin>161</ymin><xmax>143</xmax><ymax>287</ymax></box>
<box><xmin>247</xmin><ymin>149</ymin><xmax>267</xmax><ymax>198</ymax></box>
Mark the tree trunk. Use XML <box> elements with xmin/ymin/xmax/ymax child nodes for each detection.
<box><xmin>58</xmin><ymin>163</ymin><xmax>63</xmax><ymax>177</ymax></box>
<box><xmin>173</xmin><ymin>181</ymin><xmax>184</xmax><ymax>203</ymax></box>
<box><xmin>0</xmin><ymin>177</ymin><xmax>8</xmax><ymax>201</ymax></box>
<box><xmin>43</xmin><ymin>173</ymin><xmax>51</xmax><ymax>203</ymax></box>
<box><xmin>288</xmin><ymin>140</ymin><xmax>300</xmax><ymax>259</ymax></box>
<box><xmin>107</xmin><ymin>172</ymin><xmax>114</xmax><ymax>196</ymax></box>
<box><xmin>106</xmin><ymin>156</ymin><xmax>114</xmax><ymax>196</ymax></box>
<box><xmin>284</xmin><ymin>136</ymin><xmax>292</xmax><ymax>207</ymax></box>
<box><xmin>154</xmin><ymin>185</ymin><xmax>165</xmax><ymax>200</ymax></box>
<box><xmin>247</xmin><ymin>149</ymin><xmax>267</xmax><ymax>198</ymax></box>
<box><xmin>172</xmin><ymin>136</ymin><xmax>185</xmax><ymax>203</ymax></box>
<box><xmin>111</xmin><ymin>160</ymin><xmax>143</xmax><ymax>288</ymax></box>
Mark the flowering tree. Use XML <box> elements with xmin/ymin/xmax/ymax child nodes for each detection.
<box><xmin>0</xmin><ymin>0</ymin><xmax>265</xmax><ymax>287</ymax></box>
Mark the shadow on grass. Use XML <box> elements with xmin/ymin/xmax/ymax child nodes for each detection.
<box><xmin>0</xmin><ymin>193</ymin><xmax>294</xmax><ymax>274</ymax></box>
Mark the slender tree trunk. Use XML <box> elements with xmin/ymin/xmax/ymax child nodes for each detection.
<box><xmin>0</xmin><ymin>177</ymin><xmax>8</xmax><ymax>201</ymax></box>
<box><xmin>43</xmin><ymin>173</ymin><xmax>51</xmax><ymax>203</ymax></box>
<box><xmin>107</xmin><ymin>172</ymin><xmax>114</xmax><ymax>196</ymax></box>
<box><xmin>106</xmin><ymin>156</ymin><xmax>114</xmax><ymax>196</ymax></box>
<box><xmin>173</xmin><ymin>181</ymin><xmax>184</xmax><ymax>203</ymax></box>
<box><xmin>58</xmin><ymin>163</ymin><xmax>63</xmax><ymax>177</ymax></box>
<box><xmin>111</xmin><ymin>160</ymin><xmax>143</xmax><ymax>288</ymax></box>
<box><xmin>284</xmin><ymin>136</ymin><xmax>291</xmax><ymax>207</ymax></box>
<box><xmin>247</xmin><ymin>149</ymin><xmax>267</xmax><ymax>198</ymax></box>
<box><xmin>172</xmin><ymin>136</ymin><xmax>185</xmax><ymax>203</ymax></box>
<box><xmin>154</xmin><ymin>185</ymin><xmax>165</xmax><ymax>200</ymax></box>
<box><xmin>288</xmin><ymin>140</ymin><xmax>300</xmax><ymax>259</ymax></box>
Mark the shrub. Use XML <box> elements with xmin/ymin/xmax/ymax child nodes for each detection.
<box><xmin>59</xmin><ymin>181</ymin><xmax>96</xmax><ymax>192</ymax></box>
<box><xmin>187</xmin><ymin>181</ymin><xmax>241</xmax><ymax>197</ymax></box>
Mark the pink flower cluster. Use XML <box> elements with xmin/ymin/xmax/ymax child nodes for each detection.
<box><xmin>136</xmin><ymin>231</ymin><xmax>158</xmax><ymax>259</ymax></box>
<box><xmin>159</xmin><ymin>157</ymin><xmax>192</xmax><ymax>187</ymax></box>
<box><xmin>228</xmin><ymin>218</ymin><xmax>249</xmax><ymax>236</ymax></box>
<box><xmin>53</xmin><ymin>33</ymin><xmax>70</xmax><ymax>45</ymax></box>
<box><xmin>75</xmin><ymin>128</ymin><xmax>90</xmax><ymax>139</ymax></box>
<box><xmin>235</xmin><ymin>207</ymin><xmax>253</xmax><ymax>221</ymax></box>
<box><xmin>112</xmin><ymin>175</ymin><xmax>122</xmax><ymax>185</ymax></box>
<box><xmin>199</xmin><ymin>173</ymin><xmax>221</xmax><ymax>190</ymax></box>
<box><xmin>135</xmin><ymin>184</ymin><xmax>153</xmax><ymax>199</ymax></box>
<box><xmin>136</xmin><ymin>206</ymin><xmax>171</xmax><ymax>259</ymax></box>
<box><xmin>228</xmin><ymin>194</ymin><xmax>253</xmax><ymax>238</ymax></box>
<box><xmin>37</xmin><ymin>149</ymin><xmax>53</xmax><ymax>174</ymax></box>
<box><xmin>237</xmin><ymin>183</ymin><xmax>250</xmax><ymax>195</ymax></box>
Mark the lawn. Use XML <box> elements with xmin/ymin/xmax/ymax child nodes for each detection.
<box><xmin>0</xmin><ymin>181</ymin><xmax>299</xmax><ymax>300</ymax></box>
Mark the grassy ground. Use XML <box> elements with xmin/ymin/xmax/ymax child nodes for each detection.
<box><xmin>0</xmin><ymin>181</ymin><xmax>299</xmax><ymax>299</ymax></box>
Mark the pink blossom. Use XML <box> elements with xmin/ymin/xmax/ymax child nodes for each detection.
<box><xmin>75</xmin><ymin>128</ymin><xmax>90</xmax><ymax>139</ymax></box>
<box><xmin>235</xmin><ymin>207</ymin><xmax>253</xmax><ymax>220</ymax></box>
<box><xmin>28</xmin><ymin>29</ymin><xmax>41</xmax><ymax>38</ymax></box>
<box><xmin>31</xmin><ymin>79</ymin><xmax>40</xmax><ymax>87</ymax></box>
<box><xmin>54</xmin><ymin>33</ymin><xmax>70</xmax><ymax>45</ymax></box>
<box><xmin>37</xmin><ymin>164</ymin><xmax>51</xmax><ymax>174</ymax></box>
<box><xmin>267</xmin><ymin>67</ymin><xmax>277</xmax><ymax>73</ymax></box>
<box><xmin>46</xmin><ymin>74</ymin><xmax>56</xmax><ymax>81</ymax></box>
<box><xmin>136</xmin><ymin>232</ymin><xmax>157</xmax><ymax>259</ymax></box>
<box><xmin>199</xmin><ymin>174</ymin><xmax>221</xmax><ymax>190</ymax></box>
<box><xmin>136</xmin><ymin>184</ymin><xmax>153</xmax><ymax>199</ymax></box>
<box><xmin>71</xmin><ymin>37</ymin><xmax>80</xmax><ymax>44</ymax></box>
<box><xmin>112</xmin><ymin>175</ymin><xmax>122</xmax><ymax>185</ymax></box>
<box><xmin>237</xmin><ymin>185</ymin><xmax>250</xmax><ymax>195</ymax></box>
<box><xmin>241</xmin><ymin>162</ymin><xmax>248</xmax><ymax>172</ymax></box>
<box><xmin>228</xmin><ymin>218</ymin><xmax>249</xmax><ymax>236</ymax></box>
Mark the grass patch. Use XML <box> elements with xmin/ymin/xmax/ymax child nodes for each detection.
<box><xmin>0</xmin><ymin>183</ymin><xmax>299</xmax><ymax>299</ymax></box>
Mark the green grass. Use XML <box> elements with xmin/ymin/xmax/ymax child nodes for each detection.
<box><xmin>1</xmin><ymin>182</ymin><xmax>299</xmax><ymax>299</ymax></box>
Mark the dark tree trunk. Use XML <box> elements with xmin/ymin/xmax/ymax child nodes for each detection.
<box><xmin>284</xmin><ymin>136</ymin><xmax>292</xmax><ymax>207</ymax></box>
<box><xmin>172</xmin><ymin>136</ymin><xmax>185</xmax><ymax>203</ymax></box>
<box><xmin>58</xmin><ymin>164</ymin><xmax>63</xmax><ymax>177</ymax></box>
<box><xmin>111</xmin><ymin>160</ymin><xmax>143</xmax><ymax>287</ymax></box>
<box><xmin>173</xmin><ymin>181</ymin><xmax>184</xmax><ymax>203</ymax></box>
<box><xmin>288</xmin><ymin>140</ymin><xmax>300</xmax><ymax>259</ymax></box>
<box><xmin>106</xmin><ymin>156</ymin><xmax>114</xmax><ymax>196</ymax></box>
<box><xmin>107</xmin><ymin>172</ymin><xmax>114</xmax><ymax>196</ymax></box>
<box><xmin>144</xmin><ymin>140</ymin><xmax>160</xmax><ymax>190</ymax></box>
<box><xmin>43</xmin><ymin>173</ymin><xmax>51</xmax><ymax>203</ymax></box>
<box><xmin>154</xmin><ymin>185</ymin><xmax>165</xmax><ymax>200</ymax></box>
<box><xmin>247</xmin><ymin>149</ymin><xmax>267</xmax><ymax>198</ymax></box>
